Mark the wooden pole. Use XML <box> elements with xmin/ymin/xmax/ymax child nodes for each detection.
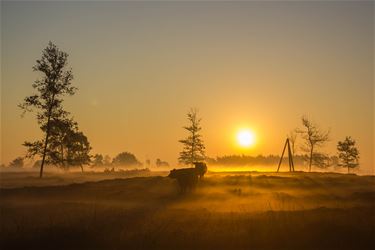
<box><xmin>290</xmin><ymin>147</ymin><xmax>295</xmax><ymax>172</ymax></box>
<box><xmin>277</xmin><ymin>139</ymin><xmax>288</xmax><ymax>172</ymax></box>
<box><xmin>287</xmin><ymin>139</ymin><xmax>294</xmax><ymax>172</ymax></box>
<box><xmin>277</xmin><ymin>138</ymin><xmax>296</xmax><ymax>172</ymax></box>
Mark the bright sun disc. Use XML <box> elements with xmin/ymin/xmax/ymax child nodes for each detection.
<box><xmin>237</xmin><ymin>130</ymin><xmax>255</xmax><ymax>147</ymax></box>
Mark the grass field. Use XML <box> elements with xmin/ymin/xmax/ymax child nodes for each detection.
<box><xmin>1</xmin><ymin>171</ymin><xmax>374</xmax><ymax>249</ymax></box>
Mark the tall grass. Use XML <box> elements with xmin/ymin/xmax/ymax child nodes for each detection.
<box><xmin>1</xmin><ymin>173</ymin><xmax>374</xmax><ymax>249</ymax></box>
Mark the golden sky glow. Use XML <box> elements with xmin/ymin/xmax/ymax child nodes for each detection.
<box><xmin>1</xmin><ymin>1</ymin><xmax>374</xmax><ymax>174</ymax></box>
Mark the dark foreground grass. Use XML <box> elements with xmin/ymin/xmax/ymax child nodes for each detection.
<box><xmin>1</xmin><ymin>173</ymin><xmax>374</xmax><ymax>249</ymax></box>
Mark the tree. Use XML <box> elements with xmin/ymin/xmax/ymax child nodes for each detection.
<box><xmin>23</xmin><ymin>118</ymin><xmax>91</xmax><ymax>172</ymax></box>
<box><xmin>178</xmin><ymin>108</ymin><xmax>205</xmax><ymax>165</ymax></box>
<box><xmin>329</xmin><ymin>155</ymin><xmax>339</xmax><ymax>168</ymax></box>
<box><xmin>48</xmin><ymin>118</ymin><xmax>77</xmax><ymax>167</ymax></box>
<box><xmin>30</xmin><ymin>117</ymin><xmax>78</xmax><ymax>168</ymax></box>
<box><xmin>19</xmin><ymin>42</ymin><xmax>76</xmax><ymax>178</ymax></box>
<box><xmin>337</xmin><ymin>136</ymin><xmax>359</xmax><ymax>173</ymax></box>
<box><xmin>112</xmin><ymin>152</ymin><xmax>141</xmax><ymax>167</ymax></box>
<box><xmin>9</xmin><ymin>157</ymin><xmax>24</xmax><ymax>168</ymax></box>
<box><xmin>156</xmin><ymin>158</ymin><xmax>170</xmax><ymax>167</ymax></box>
<box><xmin>103</xmin><ymin>155</ymin><xmax>111</xmax><ymax>165</ymax></box>
<box><xmin>65</xmin><ymin>131</ymin><xmax>91</xmax><ymax>172</ymax></box>
<box><xmin>311</xmin><ymin>152</ymin><xmax>330</xmax><ymax>169</ymax></box>
<box><xmin>92</xmin><ymin>154</ymin><xmax>104</xmax><ymax>166</ymax></box>
<box><xmin>145</xmin><ymin>159</ymin><xmax>151</xmax><ymax>168</ymax></box>
<box><xmin>33</xmin><ymin>160</ymin><xmax>42</xmax><ymax>169</ymax></box>
<box><xmin>287</xmin><ymin>130</ymin><xmax>298</xmax><ymax>156</ymax></box>
<box><xmin>297</xmin><ymin>116</ymin><xmax>330</xmax><ymax>172</ymax></box>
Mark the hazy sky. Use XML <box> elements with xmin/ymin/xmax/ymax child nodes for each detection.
<box><xmin>1</xmin><ymin>1</ymin><xmax>374</xmax><ymax>173</ymax></box>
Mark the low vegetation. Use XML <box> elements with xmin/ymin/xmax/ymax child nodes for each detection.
<box><xmin>1</xmin><ymin>172</ymin><xmax>374</xmax><ymax>249</ymax></box>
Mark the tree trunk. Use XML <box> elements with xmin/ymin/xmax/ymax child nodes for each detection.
<box><xmin>309</xmin><ymin>146</ymin><xmax>313</xmax><ymax>172</ymax></box>
<box><xmin>61</xmin><ymin>143</ymin><xmax>64</xmax><ymax>169</ymax></box>
<box><xmin>39</xmin><ymin>94</ymin><xmax>55</xmax><ymax>178</ymax></box>
<box><xmin>191</xmin><ymin>131</ymin><xmax>196</xmax><ymax>165</ymax></box>
<box><xmin>277</xmin><ymin>139</ymin><xmax>288</xmax><ymax>172</ymax></box>
<box><xmin>39</xmin><ymin>130</ymin><xmax>50</xmax><ymax>178</ymax></box>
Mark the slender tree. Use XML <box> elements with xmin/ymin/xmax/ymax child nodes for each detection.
<box><xmin>19</xmin><ymin>42</ymin><xmax>76</xmax><ymax>177</ymax></box>
<box><xmin>178</xmin><ymin>108</ymin><xmax>206</xmax><ymax>165</ymax></box>
<box><xmin>297</xmin><ymin>116</ymin><xmax>330</xmax><ymax>172</ymax></box>
<box><xmin>337</xmin><ymin>136</ymin><xmax>359</xmax><ymax>173</ymax></box>
<box><xmin>288</xmin><ymin>129</ymin><xmax>298</xmax><ymax>156</ymax></box>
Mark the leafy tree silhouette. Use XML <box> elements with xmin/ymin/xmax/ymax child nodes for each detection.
<box><xmin>23</xmin><ymin>118</ymin><xmax>91</xmax><ymax>172</ymax></box>
<box><xmin>178</xmin><ymin>108</ymin><xmax>205</xmax><ymax>165</ymax></box>
<box><xmin>156</xmin><ymin>158</ymin><xmax>169</xmax><ymax>167</ymax></box>
<box><xmin>92</xmin><ymin>154</ymin><xmax>104</xmax><ymax>167</ymax></box>
<box><xmin>9</xmin><ymin>157</ymin><xmax>24</xmax><ymax>168</ymax></box>
<box><xmin>112</xmin><ymin>152</ymin><xmax>141</xmax><ymax>167</ymax></box>
<box><xmin>19</xmin><ymin>42</ymin><xmax>89</xmax><ymax>176</ymax></box>
<box><xmin>337</xmin><ymin>136</ymin><xmax>359</xmax><ymax>173</ymax></box>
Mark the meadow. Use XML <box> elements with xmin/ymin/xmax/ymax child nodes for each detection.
<box><xmin>1</xmin><ymin>170</ymin><xmax>374</xmax><ymax>249</ymax></box>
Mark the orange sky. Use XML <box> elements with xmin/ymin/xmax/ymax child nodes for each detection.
<box><xmin>1</xmin><ymin>1</ymin><xmax>374</xmax><ymax>174</ymax></box>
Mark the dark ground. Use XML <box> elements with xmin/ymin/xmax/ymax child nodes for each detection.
<box><xmin>0</xmin><ymin>171</ymin><xmax>374</xmax><ymax>249</ymax></box>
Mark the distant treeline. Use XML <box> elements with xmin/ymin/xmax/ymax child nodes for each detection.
<box><xmin>206</xmin><ymin>154</ymin><xmax>338</xmax><ymax>167</ymax></box>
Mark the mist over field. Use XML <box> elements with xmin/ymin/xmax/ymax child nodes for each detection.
<box><xmin>1</xmin><ymin>0</ymin><xmax>374</xmax><ymax>249</ymax></box>
<box><xmin>1</xmin><ymin>171</ymin><xmax>374</xmax><ymax>249</ymax></box>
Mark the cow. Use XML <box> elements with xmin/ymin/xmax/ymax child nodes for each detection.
<box><xmin>193</xmin><ymin>162</ymin><xmax>207</xmax><ymax>179</ymax></box>
<box><xmin>168</xmin><ymin>168</ymin><xmax>198</xmax><ymax>193</ymax></box>
<box><xmin>168</xmin><ymin>163</ymin><xmax>208</xmax><ymax>193</ymax></box>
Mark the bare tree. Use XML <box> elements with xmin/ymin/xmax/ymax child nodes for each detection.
<box><xmin>287</xmin><ymin>130</ymin><xmax>298</xmax><ymax>156</ymax></box>
<box><xmin>297</xmin><ymin>116</ymin><xmax>330</xmax><ymax>172</ymax></box>
<box><xmin>19</xmin><ymin>42</ymin><xmax>76</xmax><ymax>177</ymax></box>
<box><xmin>178</xmin><ymin>108</ymin><xmax>206</xmax><ymax>165</ymax></box>
<box><xmin>337</xmin><ymin>136</ymin><xmax>359</xmax><ymax>173</ymax></box>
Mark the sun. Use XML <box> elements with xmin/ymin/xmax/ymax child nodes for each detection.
<box><xmin>237</xmin><ymin>129</ymin><xmax>256</xmax><ymax>148</ymax></box>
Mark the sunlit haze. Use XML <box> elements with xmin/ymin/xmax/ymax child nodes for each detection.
<box><xmin>1</xmin><ymin>2</ymin><xmax>375</xmax><ymax>249</ymax></box>
<box><xmin>1</xmin><ymin>1</ymin><xmax>374</xmax><ymax>174</ymax></box>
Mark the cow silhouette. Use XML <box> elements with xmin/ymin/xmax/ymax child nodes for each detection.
<box><xmin>168</xmin><ymin>168</ymin><xmax>198</xmax><ymax>193</ymax></box>
<box><xmin>193</xmin><ymin>162</ymin><xmax>207</xmax><ymax>179</ymax></box>
<box><xmin>168</xmin><ymin>162</ymin><xmax>208</xmax><ymax>193</ymax></box>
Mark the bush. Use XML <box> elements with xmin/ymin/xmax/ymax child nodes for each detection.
<box><xmin>112</xmin><ymin>152</ymin><xmax>141</xmax><ymax>167</ymax></box>
<box><xmin>9</xmin><ymin>157</ymin><xmax>24</xmax><ymax>168</ymax></box>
